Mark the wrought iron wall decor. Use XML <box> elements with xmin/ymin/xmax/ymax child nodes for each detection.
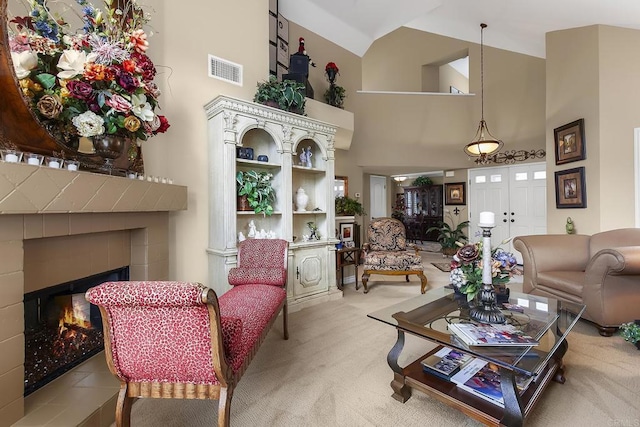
<box><xmin>471</xmin><ymin>149</ymin><xmax>546</xmax><ymax>165</ymax></box>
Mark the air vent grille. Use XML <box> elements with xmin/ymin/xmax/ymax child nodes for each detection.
<box><xmin>208</xmin><ymin>55</ymin><xmax>243</xmax><ymax>86</ymax></box>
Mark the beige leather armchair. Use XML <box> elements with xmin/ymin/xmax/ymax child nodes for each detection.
<box><xmin>513</xmin><ymin>229</ymin><xmax>640</xmax><ymax>336</ymax></box>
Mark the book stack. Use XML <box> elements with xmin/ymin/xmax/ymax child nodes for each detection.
<box><xmin>448</xmin><ymin>322</ymin><xmax>539</xmax><ymax>347</ymax></box>
<box><xmin>420</xmin><ymin>347</ymin><xmax>473</xmax><ymax>380</ymax></box>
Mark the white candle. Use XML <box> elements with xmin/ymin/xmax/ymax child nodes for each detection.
<box><xmin>48</xmin><ymin>161</ymin><xmax>60</xmax><ymax>168</ymax></box>
<box><xmin>479</xmin><ymin>211</ymin><xmax>495</xmax><ymax>227</ymax></box>
<box><xmin>27</xmin><ymin>157</ymin><xmax>40</xmax><ymax>165</ymax></box>
<box><xmin>5</xmin><ymin>154</ymin><xmax>18</xmax><ymax>163</ymax></box>
<box><xmin>128</xmin><ymin>172</ymin><xmax>137</xmax><ymax>179</ymax></box>
<box><xmin>66</xmin><ymin>163</ymin><xmax>78</xmax><ymax>171</ymax></box>
<box><xmin>138</xmin><ymin>175</ymin><xmax>145</xmax><ymax>180</ymax></box>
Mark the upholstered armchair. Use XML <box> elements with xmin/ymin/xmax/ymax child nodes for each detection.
<box><xmin>513</xmin><ymin>228</ymin><xmax>640</xmax><ymax>336</ymax></box>
<box><xmin>360</xmin><ymin>217</ymin><xmax>428</xmax><ymax>294</ymax></box>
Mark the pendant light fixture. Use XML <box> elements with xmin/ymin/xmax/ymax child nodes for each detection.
<box><xmin>464</xmin><ymin>23</ymin><xmax>503</xmax><ymax>163</ymax></box>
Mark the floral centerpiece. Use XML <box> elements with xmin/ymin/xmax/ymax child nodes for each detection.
<box><xmin>449</xmin><ymin>241</ymin><xmax>519</xmax><ymax>301</ymax></box>
<box><xmin>323</xmin><ymin>61</ymin><xmax>345</xmax><ymax>109</ymax></box>
<box><xmin>8</xmin><ymin>0</ymin><xmax>169</xmax><ymax>151</ymax></box>
<box><xmin>325</xmin><ymin>62</ymin><xmax>339</xmax><ymax>83</ymax></box>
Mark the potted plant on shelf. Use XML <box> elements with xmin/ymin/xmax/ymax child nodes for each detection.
<box><xmin>254</xmin><ymin>76</ymin><xmax>306</xmax><ymax>115</ymax></box>
<box><xmin>412</xmin><ymin>176</ymin><xmax>433</xmax><ymax>187</ymax></box>
<box><xmin>619</xmin><ymin>321</ymin><xmax>640</xmax><ymax>350</ymax></box>
<box><xmin>335</xmin><ymin>196</ymin><xmax>366</xmax><ymax>216</ymax></box>
<box><xmin>426</xmin><ymin>219</ymin><xmax>470</xmax><ymax>256</ymax></box>
<box><xmin>323</xmin><ymin>62</ymin><xmax>346</xmax><ymax>109</ymax></box>
<box><xmin>236</xmin><ymin>170</ymin><xmax>276</xmax><ymax>216</ymax></box>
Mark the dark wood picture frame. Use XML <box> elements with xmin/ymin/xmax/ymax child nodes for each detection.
<box><xmin>277</xmin><ymin>13</ymin><xmax>289</xmax><ymax>42</ymax></box>
<box><xmin>269</xmin><ymin>14</ymin><xmax>277</xmax><ymax>43</ymax></box>
<box><xmin>340</xmin><ymin>223</ymin><xmax>355</xmax><ymax>242</ymax></box>
<box><xmin>555</xmin><ymin>167</ymin><xmax>587</xmax><ymax>208</ymax></box>
<box><xmin>554</xmin><ymin>119</ymin><xmax>586</xmax><ymax>165</ymax></box>
<box><xmin>445</xmin><ymin>182</ymin><xmax>466</xmax><ymax>205</ymax></box>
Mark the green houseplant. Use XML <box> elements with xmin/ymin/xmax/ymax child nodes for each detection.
<box><xmin>236</xmin><ymin>170</ymin><xmax>276</xmax><ymax>216</ymax></box>
<box><xmin>619</xmin><ymin>321</ymin><xmax>640</xmax><ymax>350</ymax></box>
<box><xmin>412</xmin><ymin>176</ymin><xmax>433</xmax><ymax>187</ymax></box>
<box><xmin>324</xmin><ymin>84</ymin><xmax>346</xmax><ymax>109</ymax></box>
<box><xmin>426</xmin><ymin>219</ymin><xmax>470</xmax><ymax>256</ymax></box>
<box><xmin>254</xmin><ymin>76</ymin><xmax>306</xmax><ymax>114</ymax></box>
<box><xmin>335</xmin><ymin>196</ymin><xmax>366</xmax><ymax>216</ymax></box>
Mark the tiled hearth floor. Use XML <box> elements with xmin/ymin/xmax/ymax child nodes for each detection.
<box><xmin>13</xmin><ymin>353</ymin><xmax>118</xmax><ymax>427</ymax></box>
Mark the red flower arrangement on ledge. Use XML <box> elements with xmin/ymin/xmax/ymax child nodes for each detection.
<box><xmin>325</xmin><ymin>62</ymin><xmax>339</xmax><ymax>83</ymax></box>
<box><xmin>8</xmin><ymin>0</ymin><xmax>169</xmax><ymax>149</ymax></box>
<box><xmin>323</xmin><ymin>61</ymin><xmax>345</xmax><ymax>109</ymax></box>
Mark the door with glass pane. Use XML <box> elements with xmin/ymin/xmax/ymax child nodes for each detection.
<box><xmin>469</xmin><ymin>162</ymin><xmax>546</xmax><ymax>263</ymax></box>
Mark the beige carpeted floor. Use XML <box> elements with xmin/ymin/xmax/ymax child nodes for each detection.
<box><xmin>120</xmin><ymin>252</ymin><xmax>640</xmax><ymax>427</ymax></box>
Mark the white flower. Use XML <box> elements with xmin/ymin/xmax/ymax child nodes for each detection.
<box><xmin>11</xmin><ymin>51</ymin><xmax>38</xmax><ymax>79</ymax></box>
<box><xmin>131</xmin><ymin>94</ymin><xmax>154</xmax><ymax>121</ymax></box>
<box><xmin>57</xmin><ymin>49</ymin><xmax>98</xmax><ymax>80</ymax></box>
<box><xmin>72</xmin><ymin>111</ymin><xmax>105</xmax><ymax>137</ymax></box>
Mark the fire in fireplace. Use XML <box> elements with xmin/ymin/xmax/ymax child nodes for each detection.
<box><xmin>23</xmin><ymin>267</ymin><xmax>129</xmax><ymax>396</ymax></box>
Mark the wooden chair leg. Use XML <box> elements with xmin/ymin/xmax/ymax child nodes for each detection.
<box><xmin>282</xmin><ymin>302</ymin><xmax>289</xmax><ymax>340</ymax></box>
<box><xmin>405</xmin><ymin>275</ymin><xmax>409</xmax><ymax>282</ymax></box>
<box><xmin>115</xmin><ymin>384</ymin><xmax>133</xmax><ymax>427</ymax></box>
<box><xmin>218</xmin><ymin>387</ymin><xmax>233</xmax><ymax>427</ymax></box>
<box><xmin>418</xmin><ymin>272</ymin><xmax>428</xmax><ymax>294</ymax></box>
<box><xmin>361</xmin><ymin>272</ymin><xmax>369</xmax><ymax>293</ymax></box>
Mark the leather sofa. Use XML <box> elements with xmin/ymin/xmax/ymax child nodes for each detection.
<box><xmin>513</xmin><ymin>229</ymin><xmax>640</xmax><ymax>336</ymax></box>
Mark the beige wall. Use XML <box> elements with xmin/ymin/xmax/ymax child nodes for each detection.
<box><xmin>546</xmin><ymin>25</ymin><xmax>640</xmax><ymax>234</ymax></box>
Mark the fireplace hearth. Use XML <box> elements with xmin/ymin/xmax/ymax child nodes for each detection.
<box><xmin>23</xmin><ymin>267</ymin><xmax>129</xmax><ymax>396</ymax></box>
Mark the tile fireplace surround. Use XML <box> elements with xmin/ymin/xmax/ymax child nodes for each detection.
<box><xmin>0</xmin><ymin>162</ymin><xmax>188</xmax><ymax>426</ymax></box>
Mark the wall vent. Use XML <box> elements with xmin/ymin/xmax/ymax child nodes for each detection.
<box><xmin>208</xmin><ymin>54</ymin><xmax>243</xmax><ymax>86</ymax></box>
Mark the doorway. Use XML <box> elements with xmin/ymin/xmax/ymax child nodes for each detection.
<box><xmin>468</xmin><ymin>162</ymin><xmax>547</xmax><ymax>262</ymax></box>
<box><xmin>369</xmin><ymin>175</ymin><xmax>387</xmax><ymax>219</ymax></box>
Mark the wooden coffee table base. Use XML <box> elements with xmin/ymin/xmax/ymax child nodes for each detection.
<box><xmin>386</xmin><ymin>329</ymin><xmax>568</xmax><ymax>427</ymax></box>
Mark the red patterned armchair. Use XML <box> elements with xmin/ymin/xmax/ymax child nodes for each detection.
<box><xmin>360</xmin><ymin>217</ymin><xmax>428</xmax><ymax>294</ymax></box>
<box><xmin>85</xmin><ymin>240</ymin><xmax>290</xmax><ymax>427</ymax></box>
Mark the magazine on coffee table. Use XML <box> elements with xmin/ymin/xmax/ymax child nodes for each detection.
<box><xmin>449</xmin><ymin>322</ymin><xmax>539</xmax><ymax>347</ymax></box>
<box><xmin>420</xmin><ymin>346</ymin><xmax>474</xmax><ymax>380</ymax></box>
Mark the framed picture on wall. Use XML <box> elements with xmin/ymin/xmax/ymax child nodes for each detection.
<box><xmin>554</xmin><ymin>119</ymin><xmax>586</xmax><ymax>165</ymax></box>
<box><xmin>269</xmin><ymin>0</ymin><xmax>277</xmax><ymax>15</ymax></box>
<box><xmin>277</xmin><ymin>63</ymin><xmax>288</xmax><ymax>81</ymax></box>
<box><xmin>269</xmin><ymin>44</ymin><xmax>277</xmax><ymax>74</ymax></box>
<box><xmin>555</xmin><ymin>167</ymin><xmax>587</xmax><ymax>208</ymax></box>
<box><xmin>340</xmin><ymin>223</ymin><xmax>355</xmax><ymax>242</ymax></box>
<box><xmin>277</xmin><ymin>38</ymin><xmax>289</xmax><ymax>66</ymax></box>
<box><xmin>277</xmin><ymin>14</ymin><xmax>289</xmax><ymax>43</ymax></box>
<box><xmin>269</xmin><ymin>14</ymin><xmax>277</xmax><ymax>43</ymax></box>
<box><xmin>445</xmin><ymin>182</ymin><xmax>466</xmax><ymax>205</ymax></box>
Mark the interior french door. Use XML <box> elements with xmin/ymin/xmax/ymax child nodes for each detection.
<box><xmin>468</xmin><ymin>162</ymin><xmax>547</xmax><ymax>263</ymax></box>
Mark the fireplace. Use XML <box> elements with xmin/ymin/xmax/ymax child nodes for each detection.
<box><xmin>0</xmin><ymin>161</ymin><xmax>188</xmax><ymax>425</ymax></box>
<box><xmin>23</xmin><ymin>267</ymin><xmax>129</xmax><ymax>396</ymax></box>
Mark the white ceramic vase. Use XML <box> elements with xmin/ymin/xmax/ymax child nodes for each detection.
<box><xmin>295</xmin><ymin>188</ymin><xmax>309</xmax><ymax>212</ymax></box>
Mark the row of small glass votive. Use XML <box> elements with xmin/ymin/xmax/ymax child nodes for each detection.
<box><xmin>1</xmin><ymin>149</ymin><xmax>80</xmax><ymax>171</ymax></box>
<box><xmin>128</xmin><ymin>173</ymin><xmax>173</xmax><ymax>184</ymax></box>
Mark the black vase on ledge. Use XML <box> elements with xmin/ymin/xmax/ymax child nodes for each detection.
<box><xmin>91</xmin><ymin>134</ymin><xmax>128</xmax><ymax>172</ymax></box>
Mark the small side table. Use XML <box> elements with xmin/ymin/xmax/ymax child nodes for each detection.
<box><xmin>336</xmin><ymin>247</ymin><xmax>360</xmax><ymax>290</ymax></box>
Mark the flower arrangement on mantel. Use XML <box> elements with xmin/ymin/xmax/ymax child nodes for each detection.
<box><xmin>449</xmin><ymin>241</ymin><xmax>519</xmax><ymax>301</ymax></box>
<box><xmin>8</xmin><ymin>0</ymin><xmax>169</xmax><ymax>150</ymax></box>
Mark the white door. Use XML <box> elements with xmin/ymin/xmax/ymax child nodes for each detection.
<box><xmin>469</xmin><ymin>163</ymin><xmax>547</xmax><ymax>263</ymax></box>
<box><xmin>468</xmin><ymin>167</ymin><xmax>510</xmax><ymax>248</ymax></box>
<box><xmin>370</xmin><ymin>175</ymin><xmax>387</xmax><ymax>219</ymax></box>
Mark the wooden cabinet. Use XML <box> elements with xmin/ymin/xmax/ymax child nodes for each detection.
<box><xmin>205</xmin><ymin>96</ymin><xmax>340</xmax><ymax>308</ymax></box>
<box><xmin>403</xmin><ymin>185</ymin><xmax>443</xmax><ymax>242</ymax></box>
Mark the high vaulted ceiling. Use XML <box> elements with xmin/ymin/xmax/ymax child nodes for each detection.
<box><xmin>280</xmin><ymin>0</ymin><xmax>640</xmax><ymax>58</ymax></box>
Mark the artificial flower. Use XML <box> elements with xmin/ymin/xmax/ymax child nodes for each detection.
<box><xmin>57</xmin><ymin>50</ymin><xmax>98</xmax><ymax>80</ymax></box>
<box><xmin>449</xmin><ymin>241</ymin><xmax>519</xmax><ymax>301</ymax></box>
<box><xmin>10</xmin><ymin>51</ymin><xmax>38</xmax><ymax>79</ymax></box>
<box><xmin>7</xmin><ymin>0</ymin><xmax>168</xmax><ymax>143</ymax></box>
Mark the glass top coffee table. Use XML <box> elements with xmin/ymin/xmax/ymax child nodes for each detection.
<box><xmin>368</xmin><ymin>287</ymin><xmax>585</xmax><ymax>427</ymax></box>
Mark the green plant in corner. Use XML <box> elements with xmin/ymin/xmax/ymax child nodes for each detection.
<box><xmin>324</xmin><ymin>84</ymin><xmax>346</xmax><ymax>109</ymax></box>
<box><xmin>619</xmin><ymin>321</ymin><xmax>640</xmax><ymax>349</ymax></box>
<box><xmin>335</xmin><ymin>196</ymin><xmax>366</xmax><ymax>216</ymax></box>
<box><xmin>426</xmin><ymin>211</ymin><xmax>469</xmax><ymax>256</ymax></box>
<box><xmin>236</xmin><ymin>170</ymin><xmax>276</xmax><ymax>216</ymax></box>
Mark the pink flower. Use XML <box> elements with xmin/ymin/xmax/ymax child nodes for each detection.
<box><xmin>105</xmin><ymin>94</ymin><xmax>132</xmax><ymax>112</ymax></box>
<box><xmin>129</xmin><ymin>29</ymin><xmax>149</xmax><ymax>53</ymax></box>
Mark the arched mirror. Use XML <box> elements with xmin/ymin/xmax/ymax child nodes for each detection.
<box><xmin>0</xmin><ymin>0</ymin><xmax>164</xmax><ymax>174</ymax></box>
<box><xmin>335</xmin><ymin>175</ymin><xmax>348</xmax><ymax>198</ymax></box>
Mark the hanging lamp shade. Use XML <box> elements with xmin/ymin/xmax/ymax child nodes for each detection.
<box><xmin>464</xmin><ymin>23</ymin><xmax>503</xmax><ymax>162</ymax></box>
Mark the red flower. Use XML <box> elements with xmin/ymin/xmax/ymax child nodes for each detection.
<box><xmin>154</xmin><ymin>115</ymin><xmax>170</xmax><ymax>133</ymax></box>
<box><xmin>325</xmin><ymin>62</ymin><xmax>339</xmax><ymax>73</ymax></box>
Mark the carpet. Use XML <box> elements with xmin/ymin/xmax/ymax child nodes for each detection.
<box><xmin>431</xmin><ymin>262</ymin><xmax>451</xmax><ymax>272</ymax></box>
<box><xmin>117</xmin><ymin>252</ymin><xmax>640</xmax><ymax>427</ymax></box>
